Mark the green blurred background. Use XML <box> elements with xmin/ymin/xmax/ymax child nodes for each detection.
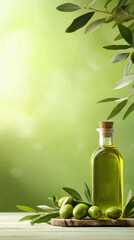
<box><xmin>0</xmin><ymin>0</ymin><xmax>133</xmax><ymax>211</ymax></box>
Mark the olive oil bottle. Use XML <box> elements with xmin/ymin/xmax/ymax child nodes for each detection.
<box><xmin>91</xmin><ymin>121</ymin><xmax>123</xmax><ymax>217</ymax></box>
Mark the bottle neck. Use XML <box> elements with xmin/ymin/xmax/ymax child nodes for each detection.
<box><xmin>97</xmin><ymin>128</ymin><xmax>114</xmax><ymax>146</ymax></box>
<box><xmin>99</xmin><ymin>134</ymin><xmax>113</xmax><ymax>146</ymax></box>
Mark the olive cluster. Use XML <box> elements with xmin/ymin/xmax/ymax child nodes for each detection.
<box><xmin>58</xmin><ymin>197</ymin><xmax>122</xmax><ymax>219</ymax></box>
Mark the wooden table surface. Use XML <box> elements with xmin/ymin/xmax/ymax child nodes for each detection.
<box><xmin>1</xmin><ymin>213</ymin><xmax>134</xmax><ymax>240</ymax></box>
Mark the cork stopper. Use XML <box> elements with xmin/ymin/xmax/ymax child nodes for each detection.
<box><xmin>99</xmin><ymin>121</ymin><xmax>113</xmax><ymax>129</ymax></box>
<box><xmin>98</xmin><ymin>121</ymin><xmax>114</xmax><ymax>137</ymax></box>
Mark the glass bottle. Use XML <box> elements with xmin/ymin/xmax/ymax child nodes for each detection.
<box><xmin>91</xmin><ymin>121</ymin><xmax>123</xmax><ymax>217</ymax></box>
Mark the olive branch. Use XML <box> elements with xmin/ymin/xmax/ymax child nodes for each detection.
<box><xmin>56</xmin><ymin>0</ymin><xmax>134</xmax><ymax>120</ymax></box>
<box><xmin>16</xmin><ymin>183</ymin><xmax>134</xmax><ymax>224</ymax></box>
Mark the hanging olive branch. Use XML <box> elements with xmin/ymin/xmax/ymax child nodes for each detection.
<box><xmin>56</xmin><ymin>0</ymin><xmax>134</xmax><ymax>120</ymax></box>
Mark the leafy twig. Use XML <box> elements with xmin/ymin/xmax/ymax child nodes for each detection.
<box><xmin>16</xmin><ymin>184</ymin><xmax>134</xmax><ymax>224</ymax></box>
<box><xmin>56</xmin><ymin>1</ymin><xmax>134</xmax><ymax>119</ymax></box>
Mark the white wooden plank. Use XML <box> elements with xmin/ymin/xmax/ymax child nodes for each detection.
<box><xmin>0</xmin><ymin>213</ymin><xmax>134</xmax><ymax>240</ymax></box>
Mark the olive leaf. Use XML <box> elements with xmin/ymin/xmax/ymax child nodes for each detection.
<box><xmin>128</xmin><ymin>85</ymin><xmax>134</xmax><ymax>97</ymax></box>
<box><xmin>37</xmin><ymin>205</ymin><xmax>59</xmax><ymax>212</ymax></box>
<box><xmin>104</xmin><ymin>0</ymin><xmax>113</xmax><ymax>8</ymax></box>
<box><xmin>114</xmin><ymin>74</ymin><xmax>134</xmax><ymax>89</ymax></box>
<box><xmin>105</xmin><ymin>15</ymin><xmax>116</xmax><ymax>23</ymax></box>
<box><xmin>114</xmin><ymin>22</ymin><xmax>134</xmax><ymax>41</ymax></box>
<box><xmin>52</xmin><ymin>196</ymin><xmax>59</xmax><ymax>208</ymax></box>
<box><xmin>31</xmin><ymin>212</ymin><xmax>59</xmax><ymax>225</ymax></box>
<box><xmin>66</xmin><ymin>12</ymin><xmax>95</xmax><ymax>33</ymax></box>
<box><xmin>125</xmin><ymin>2</ymin><xmax>134</xmax><ymax>8</ymax></box>
<box><xmin>117</xmin><ymin>0</ymin><xmax>128</xmax><ymax>9</ymax></box>
<box><xmin>19</xmin><ymin>214</ymin><xmax>40</xmax><ymax>222</ymax></box>
<box><xmin>123</xmin><ymin>102</ymin><xmax>134</xmax><ymax>119</ymax></box>
<box><xmin>127</xmin><ymin>210</ymin><xmax>134</xmax><ymax>218</ymax></box>
<box><xmin>111</xmin><ymin>52</ymin><xmax>130</xmax><ymax>63</ymax></box>
<box><xmin>97</xmin><ymin>98</ymin><xmax>120</xmax><ymax>103</ymax></box>
<box><xmin>124</xmin><ymin>60</ymin><xmax>132</xmax><ymax>76</ymax></box>
<box><xmin>112</xmin><ymin>16</ymin><xmax>129</xmax><ymax>28</ymax></box>
<box><xmin>114</xmin><ymin>34</ymin><xmax>122</xmax><ymax>41</ymax></box>
<box><xmin>104</xmin><ymin>45</ymin><xmax>131</xmax><ymax>50</ymax></box>
<box><xmin>126</xmin><ymin>189</ymin><xmax>133</xmax><ymax>206</ymax></box>
<box><xmin>89</xmin><ymin>0</ymin><xmax>98</xmax><ymax>6</ymax></box>
<box><xmin>48</xmin><ymin>196</ymin><xmax>59</xmax><ymax>208</ymax></box>
<box><xmin>85</xmin><ymin>18</ymin><xmax>106</xmax><ymax>35</ymax></box>
<box><xmin>118</xmin><ymin>24</ymin><xmax>133</xmax><ymax>47</ymax></box>
<box><xmin>16</xmin><ymin>205</ymin><xmax>38</xmax><ymax>213</ymax></box>
<box><xmin>115</xmin><ymin>97</ymin><xmax>128</xmax><ymax>102</ymax></box>
<box><xmin>56</xmin><ymin>3</ymin><xmax>81</xmax><ymax>12</ymax></box>
<box><xmin>107</xmin><ymin>99</ymin><xmax>128</xmax><ymax>120</ymax></box>
<box><xmin>83</xmin><ymin>181</ymin><xmax>91</xmax><ymax>203</ymax></box>
<box><xmin>63</xmin><ymin>187</ymin><xmax>83</xmax><ymax>200</ymax></box>
<box><xmin>124</xmin><ymin>196</ymin><xmax>134</xmax><ymax>217</ymax></box>
<box><xmin>98</xmin><ymin>97</ymin><xmax>128</xmax><ymax>103</ymax></box>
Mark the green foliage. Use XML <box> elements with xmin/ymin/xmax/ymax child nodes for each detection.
<box><xmin>62</xmin><ymin>187</ymin><xmax>83</xmax><ymax>200</ymax></box>
<box><xmin>85</xmin><ymin>18</ymin><xmax>106</xmax><ymax>35</ymax></box>
<box><xmin>123</xmin><ymin>102</ymin><xmax>134</xmax><ymax>119</ymax></box>
<box><xmin>126</xmin><ymin>189</ymin><xmax>133</xmax><ymax>206</ymax></box>
<box><xmin>128</xmin><ymin>210</ymin><xmax>134</xmax><ymax>218</ymax></box>
<box><xmin>56</xmin><ymin>0</ymin><xmax>134</xmax><ymax>119</ymax></box>
<box><xmin>103</xmin><ymin>45</ymin><xmax>131</xmax><ymax>50</ymax></box>
<box><xmin>99</xmin><ymin>84</ymin><xmax>134</xmax><ymax>119</ymax></box>
<box><xmin>104</xmin><ymin>0</ymin><xmax>113</xmax><ymax>8</ymax></box>
<box><xmin>107</xmin><ymin>99</ymin><xmax>128</xmax><ymax>120</ymax></box>
<box><xmin>48</xmin><ymin>195</ymin><xmax>59</xmax><ymax>208</ymax></box>
<box><xmin>97</xmin><ymin>98</ymin><xmax>120</xmax><ymax>103</ymax></box>
<box><xmin>89</xmin><ymin>0</ymin><xmax>98</xmax><ymax>6</ymax></box>
<box><xmin>111</xmin><ymin>53</ymin><xmax>130</xmax><ymax>63</ymax></box>
<box><xmin>105</xmin><ymin>15</ymin><xmax>116</xmax><ymax>23</ymax></box>
<box><xmin>115</xmin><ymin>23</ymin><xmax>134</xmax><ymax>41</ymax></box>
<box><xmin>124</xmin><ymin>60</ymin><xmax>132</xmax><ymax>76</ymax></box>
<box><xmin>19</xmin><ymin>215</ymin><xmax>40</xmax><ymax>222</ymax></box>
<box><xmin>31</xmin><ymin>213</ymin><xmax>59</xmax><ymax>225</ymax></box>
<box><xmin>83</xmin><ymin>181</ymin><xmax>91</xmax><ymax>203</ymax></box>
<box><xmin>17</xmin><ymin>185</ymin><xmax>134</xmax><ymax>224</ymax></box>
<box><xmin>17</xmin><ymin>182</ymin><xmax>91</xmax><ymax>225</ymax></box>
<box><xmin>56</xmin><ymin>3</ymin><xmax>81</xmax><ymax>12</ymax></box>
<box><xmin>117</xmin><ymin>0</ymin><xmax>128</xmax><ymax>10</ymax></box>
<box><xmin>16</xmin><ymin>205</ymin><xmax>38</xmax><ymax>213</ymax></box>
<box><xmin>124</xmin><ymin>196</ymin><xmax>134</xmax><ymax>217</ymax></box>
<box><xmin>118</xmin><ymin>24</ymin><xmax>133</xmax><ymax>47</ymax></box>
<box><xmin>66</xmin><ymin>12</ymin><xmax>95</xmax><ymax>33</ymax></box>
<box><xmin>37</xmin><ymin>205</ymin><xmax>59</xmax><ymax>212</ymax></box>
<box><xmin>114</xmin><ymin>74</ymin><xmax>134</xmax><ymax>89</ymax></box>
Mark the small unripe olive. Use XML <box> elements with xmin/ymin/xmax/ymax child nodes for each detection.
<box><xmin>88</xmin><ymin>206</ymin><xmax>102</xmax><ymax>219</ymax></box>
<box><xmin>58</xmin><ymin>197</ymin><xmax>74</xmax><ymax>207</ymax></box>
<box><xmin>73</xmin><ymin>203</ymin><xmax>89</xmax><ymax>219</ymax></box>
<box><xmin>59</xmin><ymin>204</ymin><xmax>73</xmax><ymax>219</ymax></box>
<box><xmin>105</xmin><ymin>207</ymin><xmax>122</xmax><ymax>219</ymax></box>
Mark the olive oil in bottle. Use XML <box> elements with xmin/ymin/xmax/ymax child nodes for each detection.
<box><xmin>91</xmin><ymin>121</ymin><xmax>123</xmax><ymax>217</ymax></box>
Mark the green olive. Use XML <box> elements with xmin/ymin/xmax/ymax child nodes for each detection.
<box><xmin>105</xmin><ymin>207</ymin><xmax>122</xmax><ymax>219</ymax></box>
<box><xmin>58</xmin><ymin>197</ymin><xmax>74</xmax><ymax>207</ymax></box>
<box><xmin>59</xmin><ymin>204</ymin><xmax>73</xmax><ymax>219</ymax></box>
<box><xmin>88</xmin><ymin>206</ymin><xmax>102</xmax><ymax>219</ymax></box>
<box><xmin>73</xmin><ymin>203</ymin><xmax>89</xmax><ymax>219</ymax></box>
<box><xmin>131</xmin><ymin>51</ymin><xmax>134</xmax><ymax>63</ymax></box>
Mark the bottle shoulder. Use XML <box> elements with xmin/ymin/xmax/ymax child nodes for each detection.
<box><xmin>91</xmin><ymin>145</ymin><xmax>123</xmax><ymax>160</ymax></box>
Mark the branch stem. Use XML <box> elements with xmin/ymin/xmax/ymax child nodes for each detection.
<box><xmin>83</xmin><ymin>6</ymin><xmax>134</xmax><ymax>20</ymax></box>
